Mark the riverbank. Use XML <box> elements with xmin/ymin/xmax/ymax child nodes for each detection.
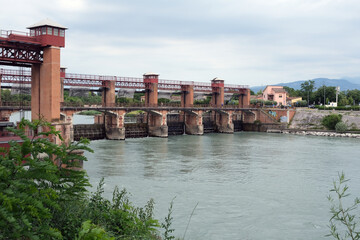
<box><xmin>281</xmin><ymin>129</ymin><xmax>360</xmax><ymax>138</ymax></box>
<box><xmin>289</xmin><ymin>108</ymin><xmax>360</xmax><ymax>130</ymax></box>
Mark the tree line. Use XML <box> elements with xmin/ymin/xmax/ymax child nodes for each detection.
<box><xmin>284</xmin><ymin>80</ymin><xmax>360</xmax><ymax>106</ymax></box>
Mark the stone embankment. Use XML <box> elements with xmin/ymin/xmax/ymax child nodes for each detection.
<box><xmin>282</xmin><ymin>129</ymin><xmax>360</xmax><ymax>138</ymax></box>
<box><xmin>267</xmin><ymin>108</ymin><xmax>360</xmax><ymax>138</ymax></box>
<box><xmin>289</xmin><ymin>108</ymin><xmax>360</xmax><ymax>130</ymax></box>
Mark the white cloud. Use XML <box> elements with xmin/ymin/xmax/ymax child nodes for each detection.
<box><xmin>1</xmin><ymin>0</ymin><xmax>360</xmax><ymax>86</ymax></box>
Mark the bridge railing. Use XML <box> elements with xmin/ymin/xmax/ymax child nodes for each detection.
<box><xmin>0</xmin><ymin>30</ymin><xmax>31</xmax><ymax>38</ymax></box>
<box><xmin>58</xmin><ymin>102</ymin><xmax>248</xmax><ymax>109</ymax></box>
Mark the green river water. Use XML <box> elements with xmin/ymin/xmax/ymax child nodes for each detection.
<box><xmin>84</xmin><ymin>131</ymin><xmax>360</xmax><ymax>240</ymax></box>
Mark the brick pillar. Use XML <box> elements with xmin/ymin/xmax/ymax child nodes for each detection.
<box><xmin>102</xmin><ymin>80</ymin><xmax>115</xmax><ymax>107</ymax></box>
<box><xmin>181</xmin><ymin>84</ymin><xmax>194</xmax><ymax>107</ymax></box>
<box><xmin>148</xmin><ymin>110</ymin><xmax>168</xmax><ymax>137</ymax></box>
<box><xmin>239</xmin><ymin>89</ymin><xmax>251</xmax><ymax>108</ymax></box>
<box><xmin>31</xmin><ymin>46</ymin><xmax>61</xmax><ymax>122</ymax></box>
<box><xmin>105</xmin><ymin>110</ymin><xmax>125</xmax><ymax>140</ymax></box>
<box><xmin>211</xmin><ymin>78</ymin><xmax>224</xmax><ymax>107</ymax></box>
<box><xmin>0</xmin><ymin>71</ymin><xmax>2</xmax><ymax>106</ymax></box>
<box><xmin>215</xmin><ymin>110</ymin><xmax>234</xmax><ymax>133</ymax></box>
<box><xmin>243</xmin><ymin>89</ymin><xmax>250</xmax><ymax>108</ymax></box>
<box><xmin>185</xmin><ymin>110</ymin><xmax>203</xmax><ymax>135</ymax></box>
<box><xmin>31</xmin><ymin>64</ymin><xmax>40</xmax><ymax>120</ymax></box>
<box><xmin>144</xmin><ymin>73</ymin><xmax>159</xmax><ymax>107</ymax></box>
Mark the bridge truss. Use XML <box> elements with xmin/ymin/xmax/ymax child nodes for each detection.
<box><xmin>0</xmin><ymin>68</ymin><xmax>249</xmax><ymax>94</ymax></box>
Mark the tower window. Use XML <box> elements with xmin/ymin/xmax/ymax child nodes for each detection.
<box><xmin>47</xmin><ymin>27</ymin><xmax>52</xmax><ymax>35</ymax></box>
<box><xmin>53</xmin><ymin>28</ymin><xmax>58</xmax><ymax>36</ymax></box>
<box><xmin>59</xmin><ymin>29</ymin><xmax>65</xmax><ymax>37</ymax></box>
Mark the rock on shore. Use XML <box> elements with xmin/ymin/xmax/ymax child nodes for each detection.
<box><xmin>282</xmin><ymin>129</ymin><xmax>360</xmax><ymax>138</ymax></box>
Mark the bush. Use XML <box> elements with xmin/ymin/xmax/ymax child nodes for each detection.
<box><xmin>0</xmin><ymin>119</ymin><xmax>91</xmax><ymax>239</ymax></box>
<box><xmin>158</xmin><ymin>98</ymin><xmax>171</xmax><ymax>104</ymax></box>
<box><xmin>264</xmin><ymin>100</ymin><xmax>277</xmax><ymax>106</ymax></box>
<box><xmin>335</xmin><ymin>122</ymin><xmax>348</xmax><ymax>133</ymax></box>
<box><xmin>116</xmin><ymin>97</ymin><xmax>132</xmax><ymax>103</ymax></box>
<box><xmin>250</xmin><ymin>99</ymin><xmax>264</xmax><ymax>105</ymax></box>
<box><xmin>322</xmin><ymin>114</ymin><xmax>342</xmax><ymax>130</ymax></box>
<box><xmin>328</xmin><ymin>173</ymin><xmax>360</xmax><ymax>240</ymax></box>
<box><xmin>194</xmin><ymin>96</ymin><xmax>211</xmax><ymax>105</ymax></box>
<box><xmin>295</xmin><ymin>100</ymin><xmax>307</xmax><ymax>107</ymax></box>
<box><xmin>0</xmin><ymin>119</ymin><xmax>174</xmax><ymax>240</ymax></box>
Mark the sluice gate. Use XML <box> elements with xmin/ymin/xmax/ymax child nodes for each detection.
<box><xmin>73</xmin><ymin>124</ymin><xmax>105</xmax><ymax>141</ymax></box>
<box><xmin>125</xmin><ymin>123</ymin><xmax>148</xmax><ymax>138</ymax></box>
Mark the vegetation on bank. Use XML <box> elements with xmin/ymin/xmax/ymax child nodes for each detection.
<box><xmin>322</xmin><ymin>114</ymin><xmax>343</xmax><ymax>130</ymax></box>
<box><xmin>78</xmin><ymin>110</ymin><xmax>102</xmax><ymax>116</ymax></box>
<box><xmin>1</xmin><ymin>89</ymin><xmax>31</xmax><ymax>103</ymax></box>
<box><xmin>0</xmin><ymin>119</ymin><xmax>175</xmax><ymax>240</ymax></box>
<box><xmin>249</xmin><ymin>99</ymin><xmax>277</xmax><ymax>106</ymax></box>
<box><xmin>125</xmin><ymin>110</ymin><xmax>145</xmax><ymax>117</ymax></box>
<box><xmin>64</xmin><ymin>91</ymin><xmax>102</xmax><ymax>106</ymax></box>
<box><xmin>320</xmin><ymin>114</ymin><xmax>358</xmax><ymax>132</ymax></box>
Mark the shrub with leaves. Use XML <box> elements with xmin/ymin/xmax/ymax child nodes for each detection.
<box><xmin>76</xmin><ymin>220</ymin><xmax>114</xmax><ymax>240</ymax></box>
<box><xmin>0</xmin><ymin>119</ymin><xmax>174</xmax><ymax>240</ymax></box>
<box><xmin>335</xmin><ymin>122</ymin><xmax>348</xmax><ymax>133</ymax></box>
<box><xmin>87</xmin><ymin>178</ymin><xmax>161</xmax><ymax>239</ymax></box>
<box><xmin>322</xmin><ymin>114</ymin><xmax>342</xmax><ymax>130</ymax></box>
<box><xmin>328</xmin><ymin>173</ymin><xmax>360</xmax><ymax>240</ymax></box>
<box><xmin>0</xmin><ymin>119</ymin><xmax>92</xmax><ymax>239</ymax></box>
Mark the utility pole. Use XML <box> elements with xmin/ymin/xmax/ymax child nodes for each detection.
<box><xmin>307</xmin><ymin>90</ymin><xmax>309</xmax><ymax>107</ymax></box>
<box><xmin>323</xmin><ymin>83</ymin><xmax>326</xmax><ymax>106</ymax></box>
<box><xmin>336</xmin><ymin>86</ymin><xmax>340</xmax><ymax>106</ymax></box>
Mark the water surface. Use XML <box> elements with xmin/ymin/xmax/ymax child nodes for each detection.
<box><xmin>83</xmin><ymin>132</ymin><xmax>360</xmax><ymax>240</ymax></box>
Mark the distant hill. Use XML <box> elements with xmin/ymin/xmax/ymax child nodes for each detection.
<box><xmin>251</xmin><ymin>78</ymin><xmax>360</xmax><ymax>93</ymax></box>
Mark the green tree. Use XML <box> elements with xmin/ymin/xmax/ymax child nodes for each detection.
<box><xmin>346</xmin><ymin>89</ymin><xmax>360</xmax><ymax>105</ymax></box>
<box><xmin>339</xmin><ymin>97</ymin><xmax>349</xmax><ymax>107</ymax></box>
<box><xmin>158</xmin><ymin>98</ymin><xmax>171</xmax><ymax>104</ymax></box>
<box><xmin>348</xmin><ymin>96</ymin><xmax>354</xmax><ymax>106</ymax></box>
<box><xmin>314</xmin><ymin>86</ymin><xmax>336</xmax><ymax>105</ymax></box>
<box><xmin>283</xmin><ymin>86</ymin><xmax>300</xmax><ymax>97</ymax></box>
<box><xmin>116</xmin><ymin>97</ymin><xmax>131</xmax><ymax>104</ymax></box>
<box><xmin>0</xmin><ymin>119</ymin><xmax>91</xmax><ymax>239</ymax></box>
<box><xmin>322</xmin><ymin>114</ymin><xmax>342</xmax><ymax>130</ymax></box>
<box><xmin>300</xmin><ymin>80</ymin><xmax>315</xmax><ymax>105</ymax></box>
<box><xmin>133</xmin><ymin>92</ymin><xmax>145</xmax><ymax>103</ymax></box>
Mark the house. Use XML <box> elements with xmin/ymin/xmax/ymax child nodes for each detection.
<box><xmin>262</xmin><ymin>86</ymin><xmax>287</xmax><ymax>106</ymax></box>
<box><xmin>287</xmin><ymin>96</ymin><xmax>302</xmax><ymax>106</ymax></box>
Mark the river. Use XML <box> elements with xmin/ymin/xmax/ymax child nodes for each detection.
<box><xmin>83</xmin><ymin>132</ymin><xmax>360</xmax><ymax>240</ymax></box>
<box><xmin>9</xmin><ymin>112</ymin><xmax>360</xmax><ymax>239</ymax></box>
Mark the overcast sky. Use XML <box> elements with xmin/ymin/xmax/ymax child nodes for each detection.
<box><xmin>1</xmin><ymin>0</ymin><xmax>360</xmax><ymax>86</ymax></box>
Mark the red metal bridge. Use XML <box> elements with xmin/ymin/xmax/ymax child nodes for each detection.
<box><xmin>0</xmin><ymin>21</ymin><xmax>259</xmax><ymax>142</ymax></box>
<box><xmin>0</xmin><ymin>68</ymin><xmax>249</xmax><ymax>93</ymax></box>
